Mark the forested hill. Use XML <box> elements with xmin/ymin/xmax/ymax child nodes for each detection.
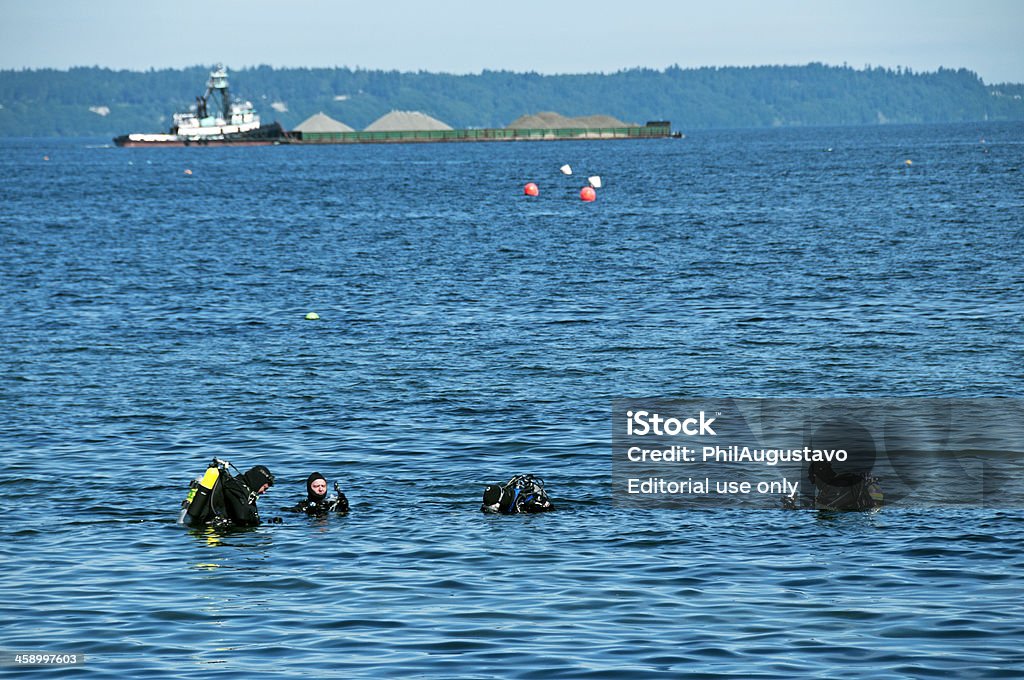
<box><xmin>1</xmin><ymin>63</ymin><xmax>1022</xmax><ymax>136</ymax></box>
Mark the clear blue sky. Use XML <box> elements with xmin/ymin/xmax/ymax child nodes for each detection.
<box><xmin>1</xmin><ymin>0</ymin><xmax>1022</xmax><ymax>83</ymax></box>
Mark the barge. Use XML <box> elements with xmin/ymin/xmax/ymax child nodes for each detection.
<box><xmin>287</xmin><ymin>121</ymin><xmax>674</xmax><ymax>144</ymax></box>
<box><xmin>114</xmin><ymin>66</ymin><xmax>675</xmax><ymax>147</ymax></box>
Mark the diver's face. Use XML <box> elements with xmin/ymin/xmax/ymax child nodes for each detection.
<box><xmin>257</xmin><ymin>483</ymin><xmax>270</xmax><ymax>495</ymax></box>
<box><xmin>311</xmin><ymin>479</ymin><xmax>327</xmax><ymax>495</ymax></box>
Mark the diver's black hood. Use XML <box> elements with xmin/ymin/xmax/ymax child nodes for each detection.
<box><xmin>242</xmin><ymin>465</ymin><xmax>275</xmax><ymax>491</ymax></box>
<box><xmin>306</xmin><ymin>471</ymin><xmax>327</xmax><ymax>501</ymax></box>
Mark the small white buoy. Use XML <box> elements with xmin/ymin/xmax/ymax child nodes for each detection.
<box><xmin>560</xmin><ymin>164</ymin><xmax>573</xmax><ymax>175</ymax></box>
<box><xmin>587</xmin><ymin>175</ymin><xmax>602</xmax><ymax>189</ymax></box>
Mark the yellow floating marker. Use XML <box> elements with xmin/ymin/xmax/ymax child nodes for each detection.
<box><xmin>904</xmin><ymin>159</ymin><xmax>913</xmax><ymax>166</ymax></box>
<box><xmin>305</xmin><ymin>312</ymin><xmax>320</xmax><ymax>320</ymax></box>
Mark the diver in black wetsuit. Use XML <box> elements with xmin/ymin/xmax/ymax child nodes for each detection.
<box><xmin>481</xmin><ymin>475</ymin><xmax>555</xmax><ymax>514</ymax></box>
<box><xmin>783</xmin><ymin>418</ymin><xmax>883</xmax><ymax>511</ymax></box>
<box><xmin>807</xmin><ymin>460</ymin><xmax>883</xmax><ymax>511</ymax></box>
<box><xmin>180</xmin><ymin>460</ymin><xmax>289</xmax><ymax>527</ymax></box>
<box><xmin>283</xmin><ymin>472</ymin><xmax>349</xmax><ymax>516</ymax></box>
<box><xmin>219</xmin><ymin>465</ymin><xmax>276</xmax><ymax>526</ymax></box>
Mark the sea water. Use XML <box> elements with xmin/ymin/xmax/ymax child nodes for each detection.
<box><xmin>1</xmin><ymin>123</ymin><xmax>1023</xmax><ymax>677</ymax></box>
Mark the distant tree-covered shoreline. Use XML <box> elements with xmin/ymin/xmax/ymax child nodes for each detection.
<box><xmin>0</xmin><ymin>63</ymin><xmax>1021</xmax><ymax>137</ymax></box>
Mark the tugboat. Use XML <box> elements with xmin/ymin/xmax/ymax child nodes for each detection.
<box><xmin>113</xmin><ymin>65</ymin><xmax>284</xmax><ymax>147</ymax></box>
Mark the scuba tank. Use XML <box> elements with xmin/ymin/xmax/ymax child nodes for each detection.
<box><xmin>178</xmin><ymin>480</ymin><xmax>200</xmax><ymax>524</ymax></box>
<box><xmin>180</xmin><ymin>462</ymin><xmax>223</xmax><ymax>524</ymax></box>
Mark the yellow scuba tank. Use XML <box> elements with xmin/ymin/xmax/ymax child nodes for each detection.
<box><xmin>183</xmin><ymin>464</ymin><xmax>222</xmax><ymax>523</ymax></box>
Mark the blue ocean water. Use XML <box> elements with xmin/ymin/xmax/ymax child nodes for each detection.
<box><xmin>1</xmin><ymin>123</ymin><xmax>1023</xmax><ymax>678</ymax></box>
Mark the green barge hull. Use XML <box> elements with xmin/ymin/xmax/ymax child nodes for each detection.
<box><xmin>288</xmin><ymin>121</ymin><xmax>675</xmax><ymax>144</ymax></box>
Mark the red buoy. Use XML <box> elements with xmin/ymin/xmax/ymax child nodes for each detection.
<box><xmin>580</xmin><ymin>186</ymin><xmax>596</xmax><ymax>202</ymax></box>
<box><xmin>524</xmin><ymin>182</ymin><xmax>539</xmax><ymax>196</ymax></box>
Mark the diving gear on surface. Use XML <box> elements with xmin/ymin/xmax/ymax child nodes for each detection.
<box><xmin>181</xmin><ymin>461</ymin><xmax>226</xmax><ymax>525</ymax></box>
<box><xmin>481</xmin><ymin>474</ymin><xmax>555</xmax><ymax>514</ymax></box>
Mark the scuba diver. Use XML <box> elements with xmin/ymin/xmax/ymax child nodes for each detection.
<box><xmin>179</xmin><ymin>459</ymin><xmax>276</xmax><ymax>527</ymax></box>
<box><xmin>222</xmin><ymin>464</ymin><xmax>275</xmax><ymax>526</ymax></box>
<box><xmin>782</xmin><ymin>417</ymin><xmax>884</xmax><ymax>511</ymax></box>
<box><xmin>282</xmin><ymin>471</ymin><xmax>350</xmax><ymax>516</ymax></box>
<box><xmin>481</xmin><ymin>474</ymin><xmax>555</xmax><ymax>514</ymax></box>
<box><xmin>806</xmin><ymin>459</ymin><xmax>883</xmax><ymax>511</ymax></box>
